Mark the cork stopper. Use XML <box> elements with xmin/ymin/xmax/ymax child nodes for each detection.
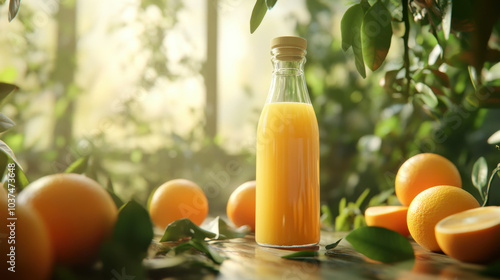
<box><xmin>270</xmin><ymin>36</ymin><xmax>307</xmax><ymax>61</ymax></box>
<box><xmin>271</xmin><ymin>36</ymin><xmax>307</xmax><ymax>50</ymax></box>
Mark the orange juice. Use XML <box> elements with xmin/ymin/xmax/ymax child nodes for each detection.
<box><xmin>256</xmin><ymin>102</ymin><xmax>320</xmax><ymax>247</ymax></box>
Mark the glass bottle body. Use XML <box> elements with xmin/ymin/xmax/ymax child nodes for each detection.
<box><xmin>255</xmin><ymin>46</ymin><xmax>320</xmax><ymax>247</ymax></box>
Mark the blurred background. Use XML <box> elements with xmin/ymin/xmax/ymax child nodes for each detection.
<box><xmin>0</xmin><ymin>0</ymin><xmax>499</xmax><ymax>216</ymax></box>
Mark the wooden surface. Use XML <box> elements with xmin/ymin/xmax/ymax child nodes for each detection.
<box><xmin>205</xmin><ymin>232</ymin><xmax>498</xmax><ymax>280</ymax></box>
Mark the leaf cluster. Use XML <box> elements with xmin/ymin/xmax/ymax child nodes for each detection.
<box><xmin>332</xmin><ymin>189</ymin><xmax>369</xmax><ymax>232</ymax></box>
<box><xmin>341</xmin><ymin>0</ymin><xmax>392</xmax><ymax>78</ymax></box>
<box><xmin>159</xmin><ymin>217</ymin><xmax>249</xmax><ymax>266</ymax></box>
<box><xmin>471</xmin><ymin>134</ymin><xmax>500</xmax><ymax>207</ymax></box>
<box><xmin>0</xmin><ymin>83</ymin><xmax>30</xmax><ymax>192</ymax></box>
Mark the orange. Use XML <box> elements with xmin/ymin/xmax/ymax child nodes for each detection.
<box><xmin>17</xmin><ymin>173</ymin><xmax>118</xmax><ymax>266</ymax></box>
<box><xmin>435</xmin><ymin>206</ymin><xmax>500</xmax><ymax>263</ymax></box>
<box><xmin>407</xmin><ymin>185</ymin><xmax>479</xmax><ymax>251</ymax></box>
<box><xmin>364</xmin><ymin>206</ymin><xmax>409</xmax><ymax>236</ymax></box>
<box><xmin>227</xmin><ymin>180</ymin><xmax>256</xmax><ymax>231</ymax></box>
<box><xmin>395</xmin><ymin>153</ymin><xmax>462</xmax><ymax>206</ymax></box>
<box><xmin>149</xmin><ymin>179</ymin><xmax>208</xmax><ymax>229</ymax></box>
<box><xmin>0</xmin><ymin>199</ymin><xmax>53</xmax><ymax>280</ymax></box>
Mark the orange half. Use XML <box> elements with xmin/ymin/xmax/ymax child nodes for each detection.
<box><xmin>365</xmin><ymin>206</ymin><xmax>410</xmax><ymax>236</ymax></box>
<box><xmin>435</xmin><ymin>206</ymin><xmax>500</xmax><ymax>263</ymax></box>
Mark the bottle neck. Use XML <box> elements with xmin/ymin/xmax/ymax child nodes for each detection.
<box><xmin>266</xmin><ymin>49</ymin><xmax>311</xmax><ymax>104</ymax></box>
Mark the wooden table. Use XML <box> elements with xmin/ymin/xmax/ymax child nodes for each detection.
<box><xmin>204</xmin><ymin>232</ymin><xmax>498</xmax><ymax>280</ymax></box>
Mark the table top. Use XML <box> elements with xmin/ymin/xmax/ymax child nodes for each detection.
<box><xmin>205</xmin><ymin>232</ymin><xmax>498</xmax><ymax>280</ymax></box>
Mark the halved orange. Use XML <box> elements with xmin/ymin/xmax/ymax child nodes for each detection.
<box><xmin>435</xmin><ymin>206</ymin><xmax>500</xmax><ymax>263</ymax></box>
<box><xmin>364</xmin><ymin>206</ymin><xmax>410</xmax><ymax>236</ymax></box>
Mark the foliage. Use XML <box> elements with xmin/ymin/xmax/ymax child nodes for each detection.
<box><xmin>2</xmin><ymin>0</ymin><xmax>256</xmax><ymax>211</ymax></box>
<box><xmin>158</xmin><ymin>216</ymin><xmax>248</xmax><ymax>269</ymax></box>
<box><xmin>471</xmin><ymin>153</ymin><xmax>500</xmax><ymax>206</ymax></box>
<box><xmin>251</xmin><ymin>0</ymin><xmax>500</xmax><ymax>215</ymax></box>
<box><xmin>332</xmin><ymin>189</ymin><xmax>369</xmax><ymax>231</ymax></box>
<box><xmin>0</xmin><ymin>82</ymin><xmax>30</xmax><ymax>192</ymax></box>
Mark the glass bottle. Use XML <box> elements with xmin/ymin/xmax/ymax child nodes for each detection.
<box><xmin>256</xmin><ymin>36</ymin><xmax>320</xmax><ymax>247</ymax></box>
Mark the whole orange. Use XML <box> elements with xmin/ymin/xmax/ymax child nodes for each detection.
<box><xmin>435</xmin><ymin>206</ymin><xmax>500</xmax><ymax>263</ymax></box>
<box><xmin>227</xmin><ymin>181</ymin><xmax>256</xmax><ymax>231</ymax></box>
<box><xmin>17</xmin><ymin>173</ymin><xmax>118</xmax><ymax>266</ymax></box>
<box><xmin>407</xmin><ymin>185</ymin><xmax>479</xmax><ymax>251</ymax></box>
<box><xmin>0</xmin><ymin>199</ymin><xmax>53</xmax><ymax>280</ymax></box>
<box><xmin>395</xmin><ymin>153</ymin><xmax>461</xmax><ymax>206</ymax></box>
<box><xmin>149</xmin><ymin>179</ymin><xmax>208</xmax><ymax>229</ymax></box>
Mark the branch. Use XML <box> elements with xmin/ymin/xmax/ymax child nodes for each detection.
<box><xmin>402</xmin><ymin>0</ymin><xmax>411</xmax><ymax>96</ymax></box>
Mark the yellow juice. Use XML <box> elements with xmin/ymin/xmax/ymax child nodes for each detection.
<box><xmin>256</xmin><ymin>102</ymin><xmax>320</xmax><ymax>247</ymax></box>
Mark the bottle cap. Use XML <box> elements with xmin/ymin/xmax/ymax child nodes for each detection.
<box><xmin>270</xmin><ymin>36</ymin><xmax>306</xmax><ymax>61</ymax></box>
<box><xmin>271</xmin><ymin>36</ymin><xmax>307</xmax><ymax>50</ymax></box>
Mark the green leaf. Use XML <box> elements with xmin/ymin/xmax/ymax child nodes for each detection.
<box><xmin>205</xmin><ymin>216</ymin><xmax>249</xmax><ymax>240</ymax></box>
<box><xmin>113</xmin><ymin>200</ymin><xmax>154</xmax><ymax>255</ymax></box>
<box><xmin>469</xmin><ymin>66</ymin><xmax>479</xmax><ymax>90</ymax></box>
<box><xmin>0</xmin><ymin>152</ymin><xmax>8</xmax><ymax>178</ymax></box>
<box><xmin>415</xmin><ymin>82</ymin><xmax>439</xmax><ymax>108</ymax></box>
<box><xmin>472</xmin><ymin>157</ymin><xmax>488</xmax><ymax>201</ymax></box>
<box><xmin>354</xmin><ymin>214</ymin><xmax>366</xmax><ymax>229</ymax></box>
<box><xmin>64</xmin><ymin>156</ymin><xmax>89</xmax><ymax>174</ymax></box>
<box><xmin>0</xmin><ymin>140</ymin><xmax>22</xmax><ymax>168</ymax></box>
<box><xmin>8</xmin><ymin>0</ymin><xmax>20</xmax><ymax>22</ymax></box>
<box><xmin>441</xmin><ymin>0</ymin><xmax>452</xmax><ymax>40</ymax></box>
<box><xmin>265</xmin><ymin>0</ymin><xmax>277</xmax><ymax>9</ymax></box>
<box><xmin>488</xmin><ymin>130</ymin><xmax>500</xmax><ymax>144</ymax></box>
<box><xmin>355</xmin><ymin>189</ymin><xmax>370</xmax><ymax>208</ymax></box>
<box><xmin>100</xmin><ymin>200</ymin><xmax>153</xmax><ymax>280</ymax></box>
<box><xmin>368</xmin><ymin>189</ymin><xmax>394</xmax><ymax>207</ymax></box>
<box><xmin>0</xmin><ymin>113</ymin><xmax>15</xmax><ymax>133</ymax></box>
<box><xmin>341</xmin><ymin>4</ymin><xmax>366</xmax><ymax>78</ymax></box>
<box><xmin>361</xmin><ymin>0</ymin><xmax>393</xmax><ymax>71</ymax></box>
<box><xmin>173</xmin><ymin>240</ymin><xmax>226</xmax><ymax>265</ymax></box>
<box><xmin>250</xmin><ymin>0</ymin><xmax>267</xmax><ymax>34</ymax></box>
<box><xmin>325</xmin><ymin>238</ymin><xmax>342</xmax><ymax>250</ymax></box>
<box><xmin>143</xmin><ymin>256</ymin><xmax>186</xmax><ymax>272</ymax></box>
<box><xmin>185</xmin><ymin>239</ymin><xmax>226</xmax><ymax>264</ymax></box>
<box><xmin>107</xmin><ymin>189</ymin><xmax>124</xmax><ymax>209</ymax></box>
<box><xmin>338</xmin><ymin>197</ymin><xmax>346</xmax><ymax>213</ymax></box>
<box><xmin>0</xmin><ymin>82</ymin><xmax>17</xmax><ymax>104</ymax></box>
<box><xmin>345</xmin><ymin>226</ymin><xmax>414</xmax><ymax>263</ymax></box>
<box><xmin>375</xmin><ymin>116</ymin><xmax>401</xmax><ymax>137</ymax></box>
<box><xmin>335</xmin><ymin>212</ymin><xmax>350</xmax><ymax>232</ymax></box>
<box><xmin>100</xmin><ymin>241</ymin><xmax>146</xmax><ymax>280</ymax></box>
<box><xmin>341</xmin><ymin>4</ymin><xmax>364</xmax><ymax>51</ymax></box>
<box><xmin>281</xmin><ymin>250</ymin><xmax>318</xmax><ymax>259</ymax></box>
<box><xmin>13</xmin><ymin>165</ymin><xmax>29</xmax><ymax>191</ymax></box>
<box><xmin>160</xmin><ymin>218</ymin><xmax>216</xmax><ymax>242</ymax></box>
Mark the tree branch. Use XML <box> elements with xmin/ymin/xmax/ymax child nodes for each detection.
<box><xmin>402</xmin><ymin>0</ymin><xmax>411</xmax><ymax>96</ymax></box>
